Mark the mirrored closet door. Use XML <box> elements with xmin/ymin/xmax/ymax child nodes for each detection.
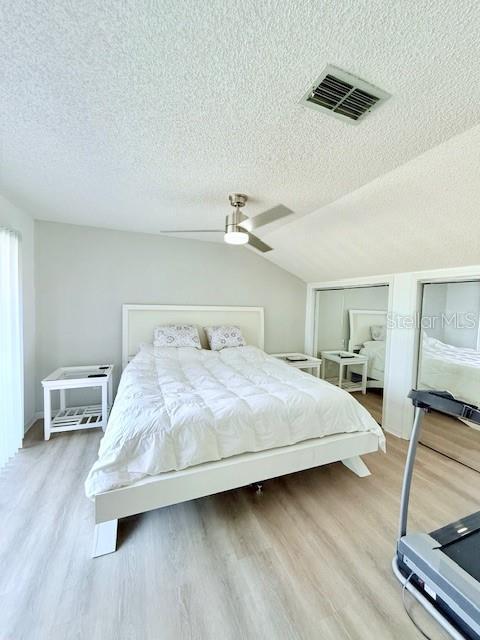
<box><xmin>417</xmin><ymin>281</ymin><xmax>480</xmax><ymax>472</ymax></box>
<box><xmin>314</xmin><ymin>285</ymin><xmax>389</xmax><ymax>425</ymax></box>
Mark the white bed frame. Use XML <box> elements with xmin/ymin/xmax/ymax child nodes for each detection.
<box><xmin>348</xmin><ymin>309</ymin><xmax>387</xmax><ymax>389</ymax></box>
<box><xmin>92</xmin><ymin>304</ymin><xmax>382</xmax><ymax>557</ymax></box>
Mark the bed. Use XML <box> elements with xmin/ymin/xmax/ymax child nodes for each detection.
<box><xmin>87</xmin><ymin>304</ymin><xmax>385</xmax><ymax>557</ymax></box>
<box><xmin>419</xmin><ymin>334</ymin><xmax>480</xmax><ymax>407</ymax></box>
<box><xmin>348</xmin><ymin>309</ymin><xmax>387</xmax><ymax>388</ymax></box>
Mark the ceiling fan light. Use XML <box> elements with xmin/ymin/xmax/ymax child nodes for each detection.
<box><xmin>224</xmin><ymin>228</ymin><xmax>248</xmax><ymax>245</ymax></box>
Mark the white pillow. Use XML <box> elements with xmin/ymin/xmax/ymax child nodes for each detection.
<box><xmin>370</xmin><ymin>324</ymin><xmax>386</xmax><ymax>341</ymax></box>
<box><xmin>204</xmin><ymin>325</ymin><xmax>246</xmax><ymax>351</ymax></box>
<box><xmin>153</xmin><ymin>324</ymin><xmax>201</xmax><ymax>348</ymax></box>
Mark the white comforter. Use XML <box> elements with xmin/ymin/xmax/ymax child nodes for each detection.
<box><xmin>85</xmin><ymin>346</ymin><xmax>384</xmax><ymax>498</ymax></box>
<box><xmin>419</xmin><ymin>335</ymin><xmax>480</xmax><ymax>406</ymax></box>
<box><xmin>359</xmin><ymin>340</ymin><xmax>386</xmax><ymax>380</ymax></box>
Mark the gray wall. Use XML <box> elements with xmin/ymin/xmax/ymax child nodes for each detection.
<box><xmin>35</xmin><ymin>221</ymin><xmax>306</xmax><ymax>411</ymax></box>
<box><xmin>315</xmin><ymin>285</ymin><xmax>389</xmax><ymax>353</ymax></box>
<box><xmin>422</xmin><ymin>281</ymin><xmax>480</xmax><ymax>348</ymax></box>
<box><xmin>421</xmin><ymin>283</ymin><xmax>447</xmax><ymax>341</ymax></box>
<box><xmin>0</xmin><ymin>195</ymin><xmax>36</xmax><ymax>428</ymax></box>
<box><xmin>444</xmin><ymin>282</ymin><xmax>480</xmax><ymax>348</ymax></box>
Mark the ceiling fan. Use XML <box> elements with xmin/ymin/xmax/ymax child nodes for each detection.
<box><xmin>158</xmin><ymin>194</ymin><xmax>294</xmax><ymax>253</ymax></box>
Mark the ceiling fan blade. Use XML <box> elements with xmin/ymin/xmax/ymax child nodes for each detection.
<box><xmin>239</xmin><ymin>204</ymin><xmax>293</xmax><ymax>231</ymax></box>
<box><xmin>158</xmin><ymin>229</ymin><xmax>224</xmax><ymax>233</ymax></box>
<box><xmin>247</xmin><ymin>232</ymin><xmax>272</xmax><ymax>253</ymax></box>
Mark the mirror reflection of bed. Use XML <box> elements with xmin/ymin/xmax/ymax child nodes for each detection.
<box><xmin>314</xmin><ymin>285</ymin><xmax>388</xmax><ymax>425</ymax></box>
<box><xmin>418</xmin><ymin>281</ymin><xmax>480</xmax><ymax>473</ymax></box>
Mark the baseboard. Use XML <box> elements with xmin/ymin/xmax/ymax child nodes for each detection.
<box><xmin>24</xmin><ymin>411</ymin><xmax>43</xmax><ymax>434</ymax></box>
<box><xmin>382</xmin><ymin>423</ymin><xmax>405</xmax><ymax>439</ymax></box>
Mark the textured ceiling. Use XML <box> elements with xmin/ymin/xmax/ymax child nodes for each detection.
<box><xmin>264</xmin><ymin>124</ymin><xmax>480</xmax><ymax>281</ymax></box>
<box><xmin>1</xmin><ymin>1</ymin><xmax>480</xmax><ymax>275</ymax></box>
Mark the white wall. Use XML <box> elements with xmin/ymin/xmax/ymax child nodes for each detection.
<box><xmin>0</xmin><ymin>195</ymin><xmax>36</xmax><ymax>429</ymax></box>
<box><xmin>35</xmin><ymin>221</ymin><xmax>306</xmax><ymax>411</ymax></box>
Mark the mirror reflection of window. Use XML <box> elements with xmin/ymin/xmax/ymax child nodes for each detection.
<box><xmin>418</xmin><ymin>281</ymin><xmax>480</xmax><ymax>472</ymax></box>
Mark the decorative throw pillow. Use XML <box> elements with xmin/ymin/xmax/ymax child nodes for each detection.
<box><xmin>204</xmin><ymin>325</ymin><xmax>246</xmax><ymax>351</ymax></box>
<box><xmin>370</xmin><ymin>324</ymin><xmax>386</xmax><ymax>341</ymax></box>
<box><xmin>153</xmin><ymin>324</ymin><xmax>201</xmax><ymax>348</ymax></box>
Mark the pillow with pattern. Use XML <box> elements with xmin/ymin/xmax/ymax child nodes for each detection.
<box><xmin>153</xmin><ymin>324</ymin><xmax>201</xmax><ymax>348</ymax></box>
<box><xmin>370</xmin><ymin>324</ymin><xmax>386</xmax><ymax>341</ymax></box>
<box><xmin>204</xmin><ymin>325</ymin><xmax>246</xmax><ymax>351</ymax></box>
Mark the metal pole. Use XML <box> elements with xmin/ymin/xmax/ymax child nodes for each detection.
<box><xmin>398</xmin><ymin>407</ymin><xmax>425</xmax><ymax>539</ymax></box>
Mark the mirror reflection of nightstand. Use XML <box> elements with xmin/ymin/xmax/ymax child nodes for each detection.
<box><xmin>320</xmin><ymin>351</ymin><xmax>368</xmax><ymax>393</ymax></box>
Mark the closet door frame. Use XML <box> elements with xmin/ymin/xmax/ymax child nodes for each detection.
<box><xmin>307</xmin><ymin>276</ymin><xmax>393</xmax><ymax>432</ymax></box>
<box><xmin>306</xmin><ymin>267</ymin><xmax>480</xmax><ymax>440</ymax></box>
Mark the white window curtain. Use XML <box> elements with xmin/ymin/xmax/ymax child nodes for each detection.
<box><xmin>0</xmin><ymin>228</ymin><xmax>23</xmax><ymax>468</ymax></box>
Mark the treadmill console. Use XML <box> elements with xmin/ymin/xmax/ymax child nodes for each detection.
<box><xmin>408</xmin><ymin>389</ymin><xmax>480</xmax><ymax>425</ymax></box>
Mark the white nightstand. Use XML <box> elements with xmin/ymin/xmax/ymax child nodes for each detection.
<box><xmin>270</xmin><ymin>353</ymin><xmax>322</xmax><ymax>377</ymax></box>
<box><xmin>41</xmin><ymin>364</ymin><xmax>114</xmax><ymax>440</ymax></box>
<box><xmin>321</xmin><ymin>351</ymin><xmax>368</xmax><ymax>394</ymax></box>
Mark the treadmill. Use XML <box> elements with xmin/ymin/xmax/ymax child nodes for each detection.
<box><xmin>393</xmin><ymin>389</ymin><xmax>480</xmax><ymax>640</ymax></box>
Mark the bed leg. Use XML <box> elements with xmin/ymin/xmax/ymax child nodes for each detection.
<box><xmin>92</xmin><ymin>519</ymin><xmax>118</xmax><ymax>558</ymax></box>
<box><xmin>341</xmin><ymin>456</ymin><xmax>371</xmax><ymax>477</ymax></box>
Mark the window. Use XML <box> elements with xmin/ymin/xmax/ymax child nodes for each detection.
<box><xmin>0</xmin><ymin>228</ymin><xmax>23</xmax><ymax>468</ymax></box>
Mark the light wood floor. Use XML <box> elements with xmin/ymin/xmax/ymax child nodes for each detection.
<box><xmin>1</xmin><ymin>420</ymin><xmax>480</xmax><ymax>640</ymax></box>
<box><xmin>353</xmin><ymin>389</ymin><xmax>480</xmax><ymax>472</ymax></box>
<box><xmin>420</xmin><ymin>410</ymin><xmax>480</xmax><ymax>473</ymax></box>
<box><xmin>351</xmin><ymin>389</ymin><xmax>384</xmax><ymax>424</ymax></box>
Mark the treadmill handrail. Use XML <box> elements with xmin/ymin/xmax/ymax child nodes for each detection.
<box><xmin>398</xmin><ymin>406</ymin><xmax>425</xmax><ymax>539</ymax></box>
<box><xmin>399</xmin><ymin>388</ymin><xmax>480</xmax><ymax>539</ymax></box>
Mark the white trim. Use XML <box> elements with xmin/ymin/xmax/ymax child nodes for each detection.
<box><xmin>122</xmin><ymin>304</ymin><xmax>265</xmax><ymax>370</ymax></box>
<box><xmin>24</xmin><ymin>412</ymin><xmax>41</xmax><ymax>434</ymax></box>
<box><xmin>93</xmin><ymin>430</ymin><xmax>380</xmax><ymax>555</ymax></box>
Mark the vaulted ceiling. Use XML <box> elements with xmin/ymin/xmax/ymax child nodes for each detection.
<box><xmin>264</xmin><ymin>124</ymin><xmax>480</xmax><ymax>281</ymax></box>
<box><xmin>1</xmin><ymin>1</ymin><xmax>480</xmax><ymax>281</ymax></box>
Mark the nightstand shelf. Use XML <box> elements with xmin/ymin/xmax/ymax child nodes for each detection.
<box><xmin>51</xmin><ymin>405</ymin><xmax>105</xmax><ymax>431</ymax></box>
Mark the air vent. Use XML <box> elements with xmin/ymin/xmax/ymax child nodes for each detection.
<box><xmin>300</xmin><ymin>65</ymin><xmax>390</xmax><ymax>123</ymax></box>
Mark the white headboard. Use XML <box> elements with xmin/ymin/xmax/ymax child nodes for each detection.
<box><xmin>348</xmin><ymin>309</ymin><xmax>387</xmax><ymax>352</ymax></box>
<box><xmin>122</xmin><ymin>304</ymin><xmax>265</xmax><ymax>369</ymax></box>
